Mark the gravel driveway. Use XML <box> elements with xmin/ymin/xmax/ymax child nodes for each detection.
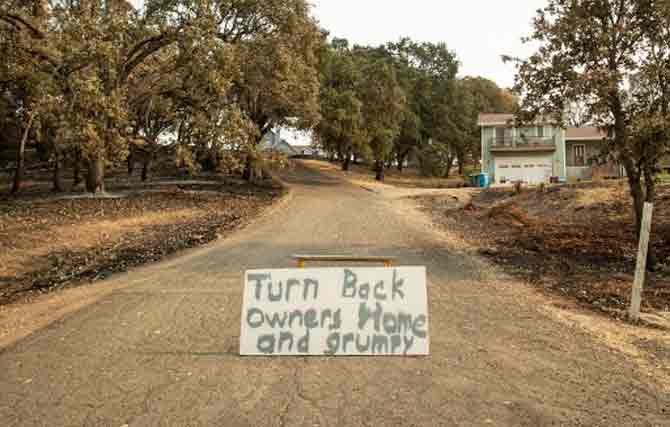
<box><xmin>1</xmin><ymin>161</ymin><xmax>668</xmax><ymax>426</ymax></box>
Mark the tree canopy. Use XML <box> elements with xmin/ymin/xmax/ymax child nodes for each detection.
<box><xmin>509</xmin><ymin>0</ymin><xmax>670</xmax><ymax>266</ymax></box>
<box><xmin>315</xmin><ymin>36</ymin><xmax>514</xmax><ymax>180</ymax></box>
<box><xmin>0</xmin><ymin>0</ymin><xmax>321</xmax><ymax>191</ymax></box>
<box><xmin>1</xmin><ymin>1</ymin><xmax>516</xmax><ymax>190</ymax></box>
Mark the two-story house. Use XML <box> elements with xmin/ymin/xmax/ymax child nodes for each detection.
<box><xmin>478</xmin><ymin>113</ymin><xmax>622</xmax><ymax>185</ymax></box>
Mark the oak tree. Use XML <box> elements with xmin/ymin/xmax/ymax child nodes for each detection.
<box><xmin>509</xmin><ymin>0</ymin><xmax>668</xmax><ymax>253</ymax></box>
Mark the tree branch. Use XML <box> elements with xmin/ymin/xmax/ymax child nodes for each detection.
<box><xmin>0</xmin><ymin>13</ymin><xmax>45</xmax><ymax>39</ymax></box>
<box><xmin>121</xmin><ymin>34</ymin><xmax>177</xmax><ymax>84</ymax></box>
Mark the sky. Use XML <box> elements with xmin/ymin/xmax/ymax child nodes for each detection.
<box><xmin>310</xmin><ymin>0</ymin><xmax>546</xmax><ymax>88</ymax></box>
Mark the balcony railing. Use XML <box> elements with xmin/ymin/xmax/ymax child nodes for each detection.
<box><xmin>490</xmin><ymin>136</ymin><xmax>556</xmax><ymax>150</ymax></box>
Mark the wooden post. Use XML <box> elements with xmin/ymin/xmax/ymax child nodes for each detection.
<box><xmin>629</xmin><ymin>203</ymin><xmax>654</xmax><ymax>321</ymax></box>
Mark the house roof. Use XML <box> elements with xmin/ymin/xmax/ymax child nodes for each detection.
<box><xmin>566</xmin><ymin>127</ymin><xmax>606</xmax><ymax>140</ymax></box>
<box><xmin>477</xmin><ymin>113</ymin><xmax>556</xmax><ymax>126</ymax></box>
<box><xmin>478</xmin><ymin>114</ymin><xmax>609</xmax><ymax>140</ymax></box>
<box><xmin>477</xmin><ymin>113</ymin><xmax>515</xmax><ymax>126</ymax></box>
<box><xmin>280</xmin><ymin>139</ymin><xmax>299</xmax><ymax>155</ymax></box>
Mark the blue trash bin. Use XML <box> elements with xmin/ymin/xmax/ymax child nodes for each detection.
<box><xmin>469</xmin><ymin>173</ymin><xmax>489</xmax><ymax>188</ymax></box>
<box><xmin>482</xmin><ymin>173</ymin><xmax>490</xmax><ymax>188</ymax></box>
<box><xmin>475</xmin><ymin>173</ymin><xmax>490</xmax><ymax>188</ymax></box>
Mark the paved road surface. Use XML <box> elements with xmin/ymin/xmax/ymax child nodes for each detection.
<box><xmin>1</xmin><ymin>162</ymin><xmax>668</xmax><ymax>426</ymax></box>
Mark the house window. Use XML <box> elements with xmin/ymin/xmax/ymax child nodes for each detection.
<box><xmin>574</xmin><ymin>144</ymin><xmax>586</xmax><ymax>166</ymax></box>
<box><xmin>495</xmin><ymin>127</ymin><xmax>507</xmax><ymax>145</ymax></box>
<box><xmin>537</xmin><ymin>127</ymin><xmax>545</xmax><ymax>138</ymax></box>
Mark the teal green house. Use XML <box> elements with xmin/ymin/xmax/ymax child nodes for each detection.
<box><xmin>478</xmin><ymin>113</ymin><xmax>620</xmax><ymax>185</ymax></box>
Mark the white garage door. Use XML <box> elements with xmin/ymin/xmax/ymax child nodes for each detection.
<box><xmin>494</xmin><ymin>155</ymin><xmax>553</xmax><ymax>185</ymax></box>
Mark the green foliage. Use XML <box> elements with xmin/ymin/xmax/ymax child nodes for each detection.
<box><xmin>316</xmin><ymin>36</ymin><xmax>513</xmax><ymax>179</ymax></box>
<box><xmin>461</xmin><ymin>77</ymin><xmax>517</xmax><ymax>114</ymax></box>
<box><xmin>385</xmin><ymin>39</ymin><xmax>459</xmax><ymax>172</ymax></box>
<box><xmin>0</xmin><ymin>0</ymin><xmax>321</xmax><ymax>191</ymax></box>
<box><xmin>416</xmin><ymin>142</ymin><xmax>452</xmax><ymax>177</ymax></box>
<box><xmin>357</xmin><ymin>52</ymin><xmax>406</xmax><ymax>177</ymax></box>
<box><xmin>510</xmin><ymin>0</ymin><xmax>670</xmax><ymax>251</ymax></box>
<box><xmin>315</xmin><ymin>37</ymin><xmax>365</xmax><ymax>168</ymax></box>
<box><xmin>317</xmin><ymin>36</ymin><xmax>497</xmax><ymax>179</ymax></box>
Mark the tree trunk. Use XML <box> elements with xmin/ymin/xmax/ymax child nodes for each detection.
<box><xmin>127</xmin><ymin>152</ymin><xmax>134</xmax><ymax>177</ymax></box>
<box><xmin>52</xmin><ymin>150</ymin><xmax>64</xmax><ymax>193</ymax></box>
<box><xmin>397</xmin><ymin>150</ymin><xmax>410</xmax><ymax>172</ymax></box>
<box><xmin>336</xmin><ymin>148</ymin><xmax>344</xmax><ymax>163</ymax></box>
<box><xmin>85</xmin><ymin>155</ymin><xmax>105</xmax><ymax>194</ymax></box>
<box><xmin>10</xmin><ymin>143</ymin><xmax>26</xmax><ymax>195</ymax></box>
<box><xmin>444</xmin><ymin>155</ymin><xmax>455</xmax><ymax>179</ymax></box>
<box><xmin>608</xmin><ymin>88</ymin><xmax>657</xmax><ymax>270</ymax></box>
<box><xmin>342</xmin><ymin>147</ymin><xmax>352</xmax><ymax>171</ymax></box>
<box><xmin>611</xmin><ymin>93</ymin><xmax>646</xmax><ymax>237</ymax></box>
<box><xmin>628</xmin><ymin>174</ymin><xmax>648</xmax><ymax>243</ymax></box>
<box><xmin>375</xmin><ymin>160</ymin><xmax>385</xmax><ymax>181</ymax></box>
<box><xmin>72</xmin><ymin>148</ymin><xmax>82</xmax><ymax>189</ymax></box>
<box><xmin>342</xmin><ymin>155</ymin><xmax>352</xmax><ymax>171</ymax></box>
<box><xmin>621</xmin><ymin>154</ymin><xmax>657</xmax><ymax>271</ymax></box>
<box><xmin>619</xmin><ymin>159</ymin><xmax>643</xmax><ymax>236</ymax></box>
<box><xmin>243</xmin><ymin>155</ymin><xmax>255</xmax><ymax>182</ymax></box>
<box><xmin>141</xmin><ymin>156</ymin><xmax>152</xmax><ymax>182</ymax></box>
<box><xmin>10</xmin><ymin>113</ymin><xmax>35</xmax><ymax>195</ymax></box>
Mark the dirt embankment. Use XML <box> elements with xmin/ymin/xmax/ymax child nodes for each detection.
<box><xmin>417</xmin><ymin>182</ymin><xmax>670</xmax><ymax>319</ymax></box>
<box><xmin>0</xmin><ymin>181</ymin><xmax>284</xmax><ymax>305</ymax></box>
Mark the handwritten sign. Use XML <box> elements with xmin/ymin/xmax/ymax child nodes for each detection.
<box><xmin>239</xmin><ymin>267</ymin><xmax>429</xmax><ymax>356</ymax></box>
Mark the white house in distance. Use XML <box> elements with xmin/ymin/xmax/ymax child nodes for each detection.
<box><xmin>259</xmin><ymin>127</ymin><xmax>318</xmax><ymax>157</ymax></box>
<box><xmin>259</xmin><ymin>129</ymin><xmax>299</xmax><ymax>157</ymax></box>
<box><xmin>478</xmin><ymin>113</ymin><xmax>623</xmax><ymax>185</ymax></box>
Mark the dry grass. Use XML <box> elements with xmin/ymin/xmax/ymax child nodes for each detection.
<box><xmin>0</xmin><ymin>208</ymin><xmax>203</xmax><ymax>278</ymax></box>
<box><xmin>0</xmin><ymin>183</ymin><xmax>282</xmax><ymax>304</ymax></box>
<box><xmin>575</xmin><ymin>185</ymin><xmax>624</xmax><ymax>208</ymax></box>
<box><xmin>485</xmin><ymin>204</ymin><xmax>536</xmax><ymax>227</ymax></box>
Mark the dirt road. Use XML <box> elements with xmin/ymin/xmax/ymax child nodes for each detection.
<box><xmin>1</xmin><ymin>162</ymin><xmax>668</xmax><ymax>426</ymax></box>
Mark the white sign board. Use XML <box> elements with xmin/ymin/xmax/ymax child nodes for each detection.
<box><xmin>240</xmin><ymin>267</ymin><xmax>429</xmax><ymax>356</ymax></box>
